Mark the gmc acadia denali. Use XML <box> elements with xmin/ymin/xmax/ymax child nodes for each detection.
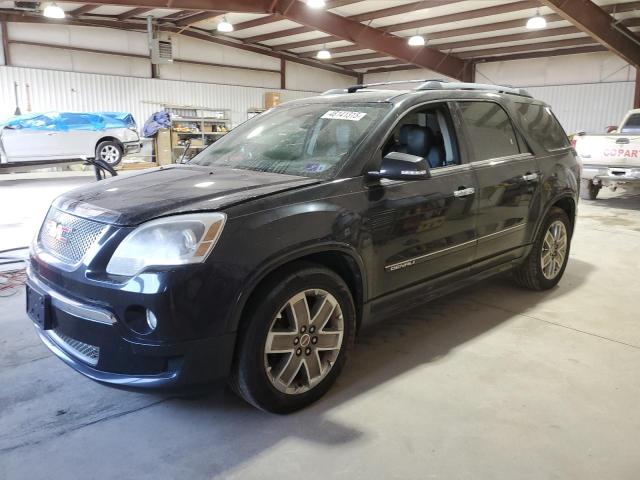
<box><xmin>26</xmin><ymin>80</ymin><xmax>580</xmax><ymax>413</ymax></box>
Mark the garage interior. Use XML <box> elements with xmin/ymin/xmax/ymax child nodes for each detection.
<box><xmin>1</xmin><ymin>1</ymin><xmax>640</xmax><ymax>479</ymax></box>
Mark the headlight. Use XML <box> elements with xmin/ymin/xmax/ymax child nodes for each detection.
<box><xmin>106</xmin><ymin>212</ymin><xmax>226</xmax><ymax>276</ymax></box>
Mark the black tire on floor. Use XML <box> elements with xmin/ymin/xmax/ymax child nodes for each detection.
<box><xmin>513</xmin><ymin>207</ymin><xmax>572</xmax><ymax>291</ymax></box>
<box><xmin>95</xmin><ymin>140</ymin><xmax>123</xmax><ymax>167</ymax></box>
<box><xmin>580</xmin><ymin>178</ymin><xmax>600</xmax><ymax>200</ymax></box>
<box><xmin>229</xmin><ymin>262</ymin><xmax>356</xmax><ymax>414</ymax></box>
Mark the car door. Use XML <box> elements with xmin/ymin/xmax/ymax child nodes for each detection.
<box><xmin>365</xmin><ymin>102</ymin><xmax>478</xmax><ymax>298</ymax></box>
<box><xmin>0</xmin><ymin>127</ymin><xmax>66</xmax><ymax>161</ymax></box>
<box><xmin>453</xmin><ymin>100</ymin><xmax>540</xmax><ymax>268</ymax></box>
<box><xmin>57</xmin><ymin>113</ymin><xmax>102</xmax><ymax>158</ymax></box>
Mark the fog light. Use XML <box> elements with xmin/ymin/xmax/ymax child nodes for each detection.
<box><xmin>146</xmin><ymin>310</ymin><xmax>158</xmax><ymax>331</ymax></box>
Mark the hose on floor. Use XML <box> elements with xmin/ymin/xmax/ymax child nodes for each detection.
<box><xmin>0</xmin><ymin>246</ymin><xmax>28</xmax><ymax>297</ymax></box>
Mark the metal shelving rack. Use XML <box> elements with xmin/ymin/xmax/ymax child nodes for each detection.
<box><xmin>160</xmin><ymin>105</ymin><xmax>231</xmax><ymax>163</ymax></box>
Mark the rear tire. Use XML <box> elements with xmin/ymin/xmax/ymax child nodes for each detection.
<box><xmin>513</xmin><ymin>207</ymin><xmax>572</xmax><ymax>291</ymax></box>
<box><xmin>229</xmin><ymin>262</ymin><xmax>356</xmax><ymax>413</ymax></box>
<box><xmin>95</xmin><ymin>140</ymin><xmax>123</xmax><ymax>167</ymax></box>
<box><xmin>580</xmin><ymin>179</ymin><xmax>600</xmax><ymax>200</ymax></box>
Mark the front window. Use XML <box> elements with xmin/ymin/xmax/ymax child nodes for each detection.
<box><xmin>190</xmin><ymin>102</ymin><xmax>390</xmax><ymax>179</ymax></box>
<box><xmin>621</xmin><ymin>113</ymin><xmax>640</xmax><ymax>134</ymax></box>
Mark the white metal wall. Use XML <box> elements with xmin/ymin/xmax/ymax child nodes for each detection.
<box><xmin>526</xmin><ymin>82</ymin><xmax>634</xmax><ymax>134</ymax></box>
<box><xmin>476</xmin><ymin>51</ymin><xmax>636</xmax><ymax>134</ymax></box>
<box><xmin>363</xmin><ymin>52</ymin><xmax>636</xmax><ymax>134</ymax></box>
<box><xmin>2</xmin><ymin>23</ymin><xmax>355</xmax><ymax>95</ymax></box>
<box><xmin>0</xmin><ymin>66</ymin><xmax>317</xmax><ymax>129</ymax></box>
<box><xmin>363</xmin><ymin>67</ymin><xmax>456</xmax><ymax>86</ymax></box>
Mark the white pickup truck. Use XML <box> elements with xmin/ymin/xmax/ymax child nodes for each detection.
<box><xmin>574</xmin><ymin>108</ymin><xmax>640</xmax><ymax>199</ymax></box>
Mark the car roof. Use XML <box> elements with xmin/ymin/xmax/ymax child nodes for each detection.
<box><xmin>287</xmin><ymin>89</ymin><xmax>410</xmax><ymax>104</ymax></box>
<box><xmin>284</xmin><ymin>88</ymin><xmax>542</xmax><ymax>108</ymax></box>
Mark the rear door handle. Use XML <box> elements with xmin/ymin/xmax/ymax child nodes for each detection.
<box><xmin>523</xmin><ymin>172</ymin><xmax>538</xmax><ymax>182</ymax></box>
<box><xmin>453</xmin><ymin>187</ymin><xmax>475</xmax><ymax>198</ymax></box>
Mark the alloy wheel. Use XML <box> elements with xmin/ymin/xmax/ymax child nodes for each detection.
<box><xmin>541</xmin><ymin>220</ymin><xmax>568</xmax><ymax>280</ymax></box>
<box><xmin>264</xmin><ymin>289</ymin><xmax>344</xmax><ymax>395</ymax></box>
<box><xmin>100</xmin><ymin>145</ymin><xmax>120</xmax><ymax>165</ymax></box>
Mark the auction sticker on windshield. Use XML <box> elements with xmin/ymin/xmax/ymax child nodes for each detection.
<box><xmin>321</xmin><ymin>111</ymin><xmax>367</xmax><ymax>121</ymax></box>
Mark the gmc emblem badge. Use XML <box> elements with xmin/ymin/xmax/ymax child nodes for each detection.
<box><xmin>44</xmin><ymin>220</ymin><xmax>72</xmax><ymax>243</ymax></box>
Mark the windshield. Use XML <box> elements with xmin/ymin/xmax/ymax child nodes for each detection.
<box><xmin>621</xmin><ymin>113</ymin><xmax>640</xmax><ymax>134</ymax></box>
<box><xmin>190</xmin><ymin>102</ymin><xmax>390</xmax><ymax>179</ymax></box>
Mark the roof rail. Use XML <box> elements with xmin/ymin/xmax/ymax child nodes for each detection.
<box><xmin>415</xmin><ymin>80</ymin><xmax>532</xmax><ymax>98</ymax></box>
<box><xmin>321</xmin><ymin>79</ymin><xmax>447</xmax><ymax>95</ymax></box>
<box><xmin>323</xmin><ymin>79</ymin><xmax>532</xmax><ymax>98</ymax></box>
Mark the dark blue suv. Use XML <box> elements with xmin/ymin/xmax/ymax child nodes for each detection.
<box><xmin>26</xmin><ymin>80</ymin><xmax>580</xmax><ymax>412</ymax></box>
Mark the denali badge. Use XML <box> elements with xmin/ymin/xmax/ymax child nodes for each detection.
<box><xmin>386</xmin><ymin>259</ymin><xmax>417</xmax><ymax>272</ymax></box>
<box><xmin>44</xmin><ymin>220</ymin><xmax>72</xmax><ymax>243</ymax></box>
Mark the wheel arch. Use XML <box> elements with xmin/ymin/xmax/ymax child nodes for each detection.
<box><xmin>226</xmin><ymin>244</ymin><xmax>367</xmax><ymax>335</ymax></box>
<box><xmin>95</xmin><ymin>136</ymin><xmax>124</xmax><ymax>155</ymax></box>
<box><xmin>535</xmin><ymin>194</ymin><xmax>577</xmax><ymax>240</ymax></box>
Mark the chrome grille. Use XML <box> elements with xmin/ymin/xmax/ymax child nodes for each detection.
<box><xmin>39</xmin><ymin>208</ymin><xmax>107</xmax><ymax>265</ymax></box>
<box><xmin>51</xmin><ymin>330</ymin><xmax>100</xmax><ymax>366</ymax></box>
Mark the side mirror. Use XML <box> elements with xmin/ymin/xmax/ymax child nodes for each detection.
<box><xmin>606</xmin><ymin>125</ymin><xmax>618</xmax><ymax>134</ymax></box>
<box><xmin>368</xmin><ymin>152</ymin><xmax>430</xmax><ymax>181</ymax></box>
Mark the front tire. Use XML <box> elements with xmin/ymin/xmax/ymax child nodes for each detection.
<box><xmin>580</xmin><ymin>179</ymin><xmax>600</xmax><ymax>200</ymax></box>
<box><xmin>96</xmin><ymin>140</ymin><xmax>123</xmax><ymax>167</ymax></box>
<box><xmin>513</xmin><ymin>207</ymin><xmax>572</xmax><ymax>290</ymax></box>
<box><xmin>229</xmin><ymin>263</ymin><xmax>356</xmax><ymax>413</ymax></box>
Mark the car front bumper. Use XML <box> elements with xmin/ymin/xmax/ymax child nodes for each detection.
<box><xmin>123</xmin><ymin>141</ymin><xmax>141</xmax><ymax>155</ymax></box>
<box><xmin>26</xmin><ymin>266</ymin><xmax>236</xmax><ymax>390</ymax></box>
<box><xmin>582</xmin><ymin>164</ymin><xmax>640</xmax><ymax>184</ymax></box>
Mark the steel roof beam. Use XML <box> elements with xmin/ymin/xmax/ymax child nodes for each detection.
<box><xmin>2</xmin><ymin>11</ymin><xmax>359</xmax><ymax>78</ymax></box>
<box><xmin>457</xmin><ymin>37</ymin><xmax>598</xmax><ymax>59</ymax></box>
<box><xmin>70</xmin><ymin>5</ymin><xmax>99</xmax><ymax>15</ymax></box>
<box><xmin>270</xmin><ymin>0</ymin><xmax>469</xmax><ymax>79</ymax></box>
<box><xmin>242</xmin><ymin>0</ymin><xmax>461</xmax><ymax>43</ymax></box>
<box><xmin>476</xmin><ymin>45</ymin><xmax>608</xmax><ymax>63</ymax></box>
<box><xmin>54</xmin><ymin>0</ymin><xmax>269</xmax><ymax>14</ymax></box>
<box><xmin>174</xmin><ymin>11</ymin><xmax>224</xmax><ymax>26</ymax></box>
<box><xmin>118</xmin><ymin>7</ymin><xmax>152</xmax><ymax>19</ymax></box>
<box><xmin>540</xmin><ymin>0</ymin><xmax>640</xmax><ymax>68</ymax></box>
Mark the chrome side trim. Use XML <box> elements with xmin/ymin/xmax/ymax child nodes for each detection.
<box><xmin>385</xmin><ymin>238</ymin><xmax>476</xmax><ymax>272</ymax></box>
<box><xmin>477</xmin><ymin>223</ymin><xmax>527</xmax><ymax>243</ymax></box>
<box><xmin>27</xmin><ymin>267</ymin><xmax>116</xmax><ymax>325</ymax></box>
<box><xmin>384</xmin><ymin>223</ymin><xmax>528</xmax><ymax>272</ymax></box>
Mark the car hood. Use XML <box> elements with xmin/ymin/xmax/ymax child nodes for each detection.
<box><xmin>53</xmin><ymin>165</ymin><xmax>320</xmax><ymax>225</ymax></box>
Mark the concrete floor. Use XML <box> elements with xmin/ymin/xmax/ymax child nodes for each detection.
<box><xmin>1</xmin><ymin>179</ymin><xmax>640</xmax><ymax>480</ymax></box>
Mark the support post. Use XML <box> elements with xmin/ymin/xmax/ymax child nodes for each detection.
<box><xmin>1</xmin><ymin>17</ymin><xmax>10</xmax><ymax>66</ymax></box>
<box><xmin>280</xmin><ymin>57</ymin><xmax>286</xmax><ymax>90</ymax></box>
<box><xmin>635</xmin><ymin>69</ymin><xmax>640</xmax><ymax>109</ymax></box>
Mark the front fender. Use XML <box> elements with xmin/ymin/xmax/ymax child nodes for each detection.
<box><xmin>217</xmin><ymin>199</ymin><xmax>368</xmax><ymax>333</ymax></box>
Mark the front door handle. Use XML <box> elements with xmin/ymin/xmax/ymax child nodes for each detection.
<box><xmin>453</xmin><ymin>186</ymin><xmax>475</xmax><ymax>198</ymax></box>
<box><xmin>616</xmin><ymin>138</ymin><xmax>629</xmax><ymax>144</ymax></box>
<box><xmin>522</xmin><ymin>172</ymin><xmax>539</xmax><ymax>182</ymax></box>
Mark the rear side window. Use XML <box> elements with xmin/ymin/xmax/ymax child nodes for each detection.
<box><xmin>516</xmin><ymin>103</ymin><xmax>569</xmax><ymax>150</ymax></box>
<box><xmin>457</xmin><ymin>101</ymin><xmax>520</xmax><ymax>161</ymax></box>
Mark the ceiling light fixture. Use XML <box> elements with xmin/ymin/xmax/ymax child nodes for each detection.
<box><xmin>306</xmin><ymin>0</ymin><xmax>326</xmax><ymax>8</ymax></box>
<box><xmin>526</xmin><ymin>10</ymin><xmax>546</xmax><ymax>30</ymax></box>
<box><xmin>408</xmin><ymin>35</ymin><xmax>425</xmax><ymax>46</ymax></box>
<box><xmin>43</xmin><ymin>2</ymin><xmax>65</xmax><ymax>19</ymax></box>
<box><xmin>317</xmin><ymin>48</ymin><xmax>331</xmax><ymax>59</ymax></box>
<box><xmin>217</xmin><ymin>17</ymin><xmax>234</xmax><ymax>32</ymax></box>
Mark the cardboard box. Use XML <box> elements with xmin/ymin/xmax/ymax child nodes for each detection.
<box><xmin>265</xmin><ymin>92</ymin><xmax>281</xmax><ymax>108</ymax></box>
